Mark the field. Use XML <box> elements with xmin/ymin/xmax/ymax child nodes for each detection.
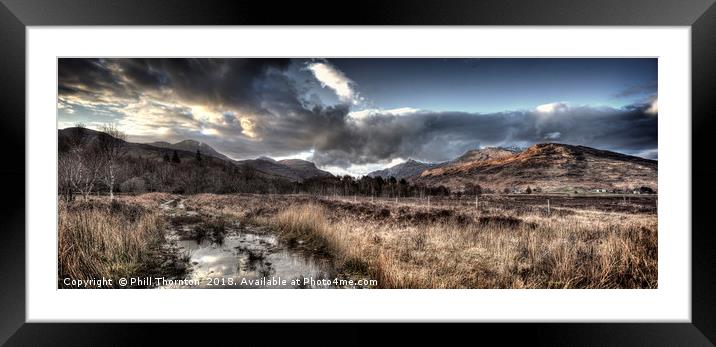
<box><xmin>58</xmin><ymin>193</ymin><xmax>657</xmax><ymax>289</ymax></box>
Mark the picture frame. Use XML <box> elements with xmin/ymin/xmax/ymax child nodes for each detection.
<box><xmin>1</xmin><ymin>0</ymin><xmax>714</xmax><ymax>344</ymax></box>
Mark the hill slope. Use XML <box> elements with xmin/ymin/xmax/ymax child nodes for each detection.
<box><xmin>147</xmin><ymin>140</ymin><xmax>231</xmax><ymax>161</ymax></box>
<box><xmin>235</xmin><ymin>157</ymin><xmax>333</xmax><ymax>182</ymax></box>
<box><xmin>367</xmin><ymin>147</ymin><xmax>521</xmax><ymax>180</ymax></box>
<box><xmin>448</xmin><ymin>147</ymin><xmax>520</xmax><ymax>166</ymax></box>
<box><xmin>367</xmin><ymin>159</ymin><xmax>437</xmax><ymax>179</ymax></box>
<box><xmin>58</xmin><ymin>127</ymin><xmax>331</xmax><ymax>183</ymax></box>
<box><xmin>415</xmin><ymin>143</ymin><xmax>657</xmax><ymax>192</ymax></box>
<box><xmin>278</xmin><ymin>159</ymin><xmax>333</xmax><ymax>180</ymax></box>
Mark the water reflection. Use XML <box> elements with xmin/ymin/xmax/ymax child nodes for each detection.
<box><xmin>161</xmin><ymin>227</ymin><xmax>336</xmax><ymax>289</ymax></box>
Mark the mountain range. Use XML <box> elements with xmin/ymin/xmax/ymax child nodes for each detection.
<box><xmin>58</xmin><ymin>127</ymin><xmax>657</xmax><ymax>192</ymax></box>
<box><xmin>147</xmin><ymin>140</ymin><xmax>232</xmax><ymax>161</ymax></box>
<box><xmin>367</xmin><ymin>159</ymin><xmax>438</xmax><ymax>180</ymax></box>
<box><xmin>417</xmin><ymin>144</ymin><xmax>656</xmax><ymax>192</ymax></box>
<box><xmin>368</xmin><ymin>144</ymin><xmax>656</xmax><ymax>192</ymax></box>
<box><xmin>148</xmin><ymin>139</ymin><xmax>333</xmax><ymax>182</ymax></box>
<box><xmin>58</xmin><ymin>128</ymin><xmax>332</xmax><ymax>183</ymax></box>
<box><xmin>234</xmin><ymin>157</ymin><xmax>332</xmax><ymax>182</ymax></box>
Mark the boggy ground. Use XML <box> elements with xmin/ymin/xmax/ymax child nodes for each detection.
<box><xmin>58</xmin><ymin>193</ymin><xmax>342</xmax><ymax>288</ymax></box>
<box><xmin>58</xmin><ymin>193</ymin><xmax>657</xmax><ymax>288</ymax></box>
<box><xmin>181</xmin><ymin>193</ymin><xmax>658</xmax><ymax>289</ymax></box>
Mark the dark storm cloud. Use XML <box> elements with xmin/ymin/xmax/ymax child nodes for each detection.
<box><xmin>119</xmin><ymin>59</ymin><xmax>164</xmax><ymax>89</ymax></box>
<box><xmin>58</xmin><ymin>59</ymin><xmax>119</xmax><ymax>90</ymax></box>
<box><xmin>58</xmin><ymin>58</ymin><xmax>291</xmax><ymax>113</ymax></box>
<box><xmin>143</xmin><ymin>58</ymin><xmax>290</xmax><ymax>110</ymax></box>
<box><xmin>58</xmin><ymin>58</ymin><xmax>658</xmax><ymax>170</ymax></box>
<box><xmin>211</xmin><ymin>69</ymin><xmax>658</xmax><ymax>165</ymax></box>
<box><xmin>58</xmin><ymin>58</ymin><xmax>138</xmax><ymax>101</ymax></box>
<box><xmin>295</xmin><ymin>104</ymin><xmax>658</xmax><ymax>167</ymax></box>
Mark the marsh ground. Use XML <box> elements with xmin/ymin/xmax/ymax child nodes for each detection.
<box><xmin>58</xmin><ymin>193</ymin><xmax>657</xmax><ymax>289</ymax></box>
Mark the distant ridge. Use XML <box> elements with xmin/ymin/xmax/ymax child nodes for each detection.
<box><xmin>366</xmin><ymin>147</ymin><xmax>522</xmax><ymax>180</ymax></box>
<box><xmin>367</xmin><ymin>159</ymin><xmax>437</xmax><ymax>180</ymax></box>
<box><xmin>59</xmin><ymin>127</ymin><xmax>656</xmax><ymax>192</ymax></box>
<box><xmin>236</xmin><ymin>157</ymin><xmax>333</xmax><ymax>182</ymax></box>
<box><xmin>58</xmin><ymin>127</ymin><xmax>334</xmax><ymax>183</ymax></box>
<box><xmin>415</xmin><ymin>143</ymin><xmax>657</xmax><ymax>192</ymax></box>
<box><xmin>147</xmin><ymin>139</ymin><xmax>231</xmax><ymax>161</ymax></box>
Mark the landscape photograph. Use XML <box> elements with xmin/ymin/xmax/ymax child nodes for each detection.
<box><xmin>57</xmin><ymin>58</ymin><xmax>658</xmax><ymax>289</ymax></box>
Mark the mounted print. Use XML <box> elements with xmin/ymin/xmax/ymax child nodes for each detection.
<box><xmin>57</xmin><ymin>57</ymin><xmax>658</xmax><ymax>289</ymax></box>
<box><xmin>3</xmin><ymin>0</ymin><xmax>706</xmax><ymax>338</ymax></box>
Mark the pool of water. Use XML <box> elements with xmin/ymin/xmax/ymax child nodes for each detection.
<box><xmin>160</xmin><ymin>224</ymin><xmax>337</xmax><ymax>289</ymax></box>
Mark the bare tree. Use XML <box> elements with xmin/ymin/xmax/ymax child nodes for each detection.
<box><xmin>58</xmin><ymin>152</ymin><xmax>78</xmax><ymax>201</ymax></box>
<box><xmin>60</xmin><ymin>124</ymin><xmax>103</xmax><ymax>200</ymax></box>
<box><xmin>98</xmin><ymin>124</ymin><xmax>127</xmax><ymax>200</ymax></box>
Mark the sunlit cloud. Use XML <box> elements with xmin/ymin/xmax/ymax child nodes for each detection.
<box><xmin>239</xmin><ymin>118</ymin><xmax>257</xmax><ymax>138</ymax></box>
<box><xmin>201</xmin><ymin>128</ymin><xmax>219</xmax><ymax>136</ymax></box>
<box><xmin>536</xmin><ymin>102</ymin><xmax>570</xmax><ymax>114</ymax></box>
<box><xmin>307</xmin><ymin>61</ymin><xmax>360</xmax><ymax>104</ymax></box>
<box><xmin>645</xmin><ymin>97</ymin><xmax>658</xmax><ymax>116</ymax></box>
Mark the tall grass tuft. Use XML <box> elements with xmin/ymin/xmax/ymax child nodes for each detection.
<box><xmin>273</xmin><ymin>203</ymin><xmax>332</xmax><ymax>250</ymax></box>
<box><xmin>58</xmin><ymin>199</ymin><xmax>165</xmax><ymax>288</ymax></box>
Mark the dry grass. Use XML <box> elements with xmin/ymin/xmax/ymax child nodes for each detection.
<box><xmin>245</xmin><ymin>196</ymin><xmax>657</xmax><ymax>288</ymax></box>
<box><xmin>62</xmin><ymin>193</ymin><xmax>656</xmax><ymax>289</ymax></box>
<box><xmin>58</xmin><ymin>199</ymin><xmax>165</xmax><ymax>287</ymax></box>
<box><xmin>274</xmin><ymin>204</ymin><xmax>330</xmax><ymax>246</ymax></box>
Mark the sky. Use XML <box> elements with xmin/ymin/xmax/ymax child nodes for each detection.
<box><xmin>57</xmin><ymin>58</ymin><xmax>658</xmax><ymax>176</ymax></box>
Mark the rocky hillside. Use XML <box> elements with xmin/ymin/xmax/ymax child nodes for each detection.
<box><xmin>448</xmin><ymin>147</ymin><xmax>520</xmax><ymax>166</ymax></box>
<box><xmin>414</xmin><ymin>143</ymin><xmax>657</xmax><ymax>192</ymax></box>
<box><xmin>367</xmin><ymin>147</ymin><xmax>520</xmax><ymax>180</ymax></box>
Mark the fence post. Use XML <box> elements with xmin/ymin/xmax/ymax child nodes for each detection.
<box><xmin>547</xmin><ymin>199</ymin><xmax>550</xmax><ymax>215</ymax></box>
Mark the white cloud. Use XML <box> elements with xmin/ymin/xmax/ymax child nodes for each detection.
<box><xmin>321</xmin><ymin>157</ymin><xmax>406</xmax><ymax>177</ymax></box>
<box><xmin>239</xmin><ymin>117</ymin><xmax>257</xmax><ymax>138</ymax></box>
<box><xmin>348</xmin><ymin>107</ymin><xmax>422</xmax><ymax>121</ymax></box>
<box><xmin>536</xmin><ymin>102</ymin><xmax>570</xmax><ymax>113</ymax></box>
<box><xmin>544</xmin><ymin>132</ymin><xmax>562</xmax><ymax>140</ymax></box>
<box><xmin>201</xmin><ymin>128</ymin><xmax>219</xmax><ymax>136</ymax></box>
<box><xmin>272</xmin><ymin>149</ymin><xmax>315</xmax><ymax>162</ymax></box>
<box><xmin>645</xmin><ymin>97</ymin><xmax>658</xmax><ymax>116</ymax></box>
<box><xmin>307</xmin><ymin>62</ymin><xmax>359</xmax><ymax>104</ymax></box>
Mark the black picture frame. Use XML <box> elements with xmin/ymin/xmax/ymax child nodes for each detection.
<box><xmin>1</xmin><ymin>0</ymin><xmax>714</xmax><ymax>345</ymax></box>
